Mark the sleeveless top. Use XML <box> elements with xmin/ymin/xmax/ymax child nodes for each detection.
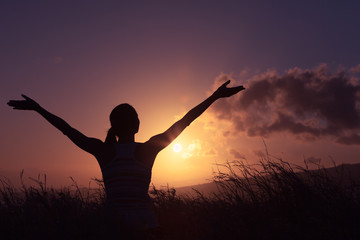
<box><xmin>101</xmin><ymin>142</ymin><xmax>152</xmax><ymax>210</ymax></box>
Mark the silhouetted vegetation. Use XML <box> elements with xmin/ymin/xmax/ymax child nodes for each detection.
<box><xmin>1</xmin><ymin>155</ymin><xmax>360</xmax><ymax>239</ymax></box>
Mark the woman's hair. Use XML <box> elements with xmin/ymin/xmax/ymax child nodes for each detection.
<box><xmin>105</xmin><ymin>103</ymin><xmax>140</xmax><ymax>143</ymax></box>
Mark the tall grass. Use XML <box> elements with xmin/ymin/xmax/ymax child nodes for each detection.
<box><xmin>0</xmin><ymin>172</ymin><xmax>106</xmax><ymax>240</ymax></box>
<box><xmin>1</xmin><ymin>154</ymin><xmax>360</xmax><ymax>240</ymax></box>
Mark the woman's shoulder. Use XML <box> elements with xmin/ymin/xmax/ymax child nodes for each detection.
<box><xmin>96</xmin><ymin>142</ymin><xmax>116</xmax><ymax>167</ymax></box>
<box><xmin>134</xmin><ymin>142</ymin><xmax>158</xmax><ymax>168</ymax></box>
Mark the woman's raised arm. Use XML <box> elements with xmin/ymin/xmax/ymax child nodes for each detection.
<box><xmin>147</xmin><ymin>80</ymin><xmax>245</xmax><ymax>151</ymax></box>
<box><xmin>7</xmin><ymin>95</ymin><xmax>105</xmax><ymax>156</ymax></box>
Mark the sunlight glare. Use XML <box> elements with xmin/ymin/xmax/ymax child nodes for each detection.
<box><xmin>173</xmin><ymin>143</ymin><xmax>182</xmax><ymax>153</ymax></box>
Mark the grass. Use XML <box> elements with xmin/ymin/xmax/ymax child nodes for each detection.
<box><xmin>1</xmin><ymin>154</ymin><xmax>360</xmax><ymax>240</ymax></box>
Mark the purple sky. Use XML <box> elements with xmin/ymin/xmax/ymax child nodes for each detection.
<box><xmin>1</xmin><ymin>1</ymin><xmax>360</xmax><ymax>188</ymax></box>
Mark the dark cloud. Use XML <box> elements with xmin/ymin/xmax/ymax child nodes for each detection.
<box><xmin>211</xmin><ymin>65</ymin><xmax>360</xmax><ymax>145</ymax></box>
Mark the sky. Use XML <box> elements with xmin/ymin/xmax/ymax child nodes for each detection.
<box><xmin>1</xmin><ymin>0</ymin><xmax>360</xmax><ymax>188</ymax></box>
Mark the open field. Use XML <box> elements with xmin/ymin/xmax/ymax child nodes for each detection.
<box><xmin>1</xmin><ymin>155</ymin><xmax>360</xmax><ymax>240</ymax></box>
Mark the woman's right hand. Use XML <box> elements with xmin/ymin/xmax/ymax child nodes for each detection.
<box><xmin>7</xmin><ymin>94</ymin><xmax>41</xmax><ymax>111</ymax></box>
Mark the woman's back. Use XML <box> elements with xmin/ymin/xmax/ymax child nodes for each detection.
<box><xmin>101</xmin><ymin>142</ymin><xmax>160</xmax><ymax>233</ymax></box>
<box><xmin>101</xmin><ymin>142</ymin><xmax>152</xmax><ymax>209</ymax></box>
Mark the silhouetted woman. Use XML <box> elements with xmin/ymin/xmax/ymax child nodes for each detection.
<box><xmin>7</xmin><ymin>80</ymin><xmax>244</xmax><ymax>239</ymax></box>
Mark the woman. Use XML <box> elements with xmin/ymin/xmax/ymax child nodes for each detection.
<box><xmin>7</xmin><ymin>80</ymin><xmax>244</xmax><ymax>239</ymax></box>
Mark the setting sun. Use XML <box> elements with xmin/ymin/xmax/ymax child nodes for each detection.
<box><xmin>173</xmin><ymin>143</ymin><xmax>182</xmax><ymax>152</ymax></box>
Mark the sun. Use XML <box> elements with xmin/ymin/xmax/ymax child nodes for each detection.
<box><xmin>173</xmin><ymin>143</ymin><xmax>182</xmax><ymax>153</ymax></box>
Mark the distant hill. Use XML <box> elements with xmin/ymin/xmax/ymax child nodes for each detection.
<box><xmin>174</xmin><ymin>163</ymin><xmax>360</xmax><ymax>197</ymax></box>
<box><xmin>175</xmin><ymin>181</ymin><xmax>219</xmax><ymax>197</ymax></box>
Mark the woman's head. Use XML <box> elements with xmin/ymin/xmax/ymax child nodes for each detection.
<box><xmin>105</xmin><ymin>103</ymin><xmax>139</xmax><ymax>143</ymax></box>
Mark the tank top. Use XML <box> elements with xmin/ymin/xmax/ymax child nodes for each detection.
<box><xmin>101</xmin><ymin>142</ymin><xmax>152</xmax><ymax>209</ymax></box>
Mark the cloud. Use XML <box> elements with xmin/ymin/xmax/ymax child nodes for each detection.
<box><xmin>336</xmin><ymin>134</ymin><xmax>360</xmax><ymax>145</ymax></box>
<box><xmin>211</xmin><ymin>64</ymin><xmax>360</xmax><ymax>145</ymax></box>
<box><xmin>182</xmin><ymin>139</ymin><xmax>202</xmax><ymax>159</ymax></box>
<box><xmin>203</xmin><ymin>148</ymin><xmax>217</xmax><ymax>157</ymax></box>
<box><xmin>350</xmin><ymin>64</ymin><xmax>360</xmax><ymax>73</ymax></box>
<box><xmin>229</xmin><ymin>149</ymin><xmax>245</xmax><ymax>160</ymax></box>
